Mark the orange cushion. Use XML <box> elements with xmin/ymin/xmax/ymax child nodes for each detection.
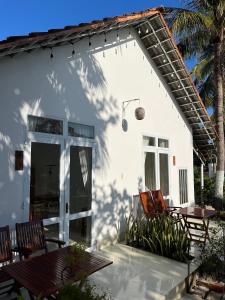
<box><xmin>139</xmin><ymin>191</ymin><xmax>155</xmax><ymax>215</ymax></box>
<box><xmin>151</xmin><ymin>190</ymin><xmax>167</xmax><ymax>213</ymax></box>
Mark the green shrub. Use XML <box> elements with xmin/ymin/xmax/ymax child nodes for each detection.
<box><xmin>57</xmin><ymin>282</ymin><xmax>111</xmax><ymax>300</ymax></box>
<box><xmin>125</xmin><ymin>213</ymin><xmax>190</xmax><ymax>262</ymax></box>
<box><xmin>194</xmin><ymin>166</ymin><xmax>225</xmax><ymax>209</ymax></box>
<box><xmin>198</xmin><ymin>220</ymin><xmax>225</xmax><ymax>280</ymax></box>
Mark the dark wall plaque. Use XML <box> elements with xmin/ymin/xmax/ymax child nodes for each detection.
<box><xmin>15</xmin><ymin>150</ymin><xmax>24</xmax><ymax>170</ymax></box>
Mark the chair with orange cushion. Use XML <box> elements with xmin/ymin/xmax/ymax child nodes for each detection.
<box><xmin>139</xmin><ymin>191</ymin><xmax>159</xmax><ymax>218</ymax></box>
<box><xmin>151</xmin><ymin>190</ymin><xmax>183</xmax><ymax>224</ymax></box>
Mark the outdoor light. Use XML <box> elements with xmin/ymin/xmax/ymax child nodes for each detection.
<box><xmin>122</xmin><ymin>98</ymin><xmax>145</xmax><ymax>121</ymax></box>
<box><xmin>135</xmin><ymin>106</ymin><xmax>145</xmax><ymax>120</ymax></box>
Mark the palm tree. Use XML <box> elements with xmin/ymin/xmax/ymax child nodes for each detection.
<box><xmin>165</xmin><ymin>0</ymin><xmax>225</xmax><ymax>201</ymax></box>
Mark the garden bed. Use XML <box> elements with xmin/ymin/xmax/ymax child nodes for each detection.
<box><xmin>125</xmin><ymin>213</ymin><xmax>191</xmax><ymax>263</ymax></box>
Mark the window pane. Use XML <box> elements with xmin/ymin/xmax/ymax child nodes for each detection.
<box><xmin>69</xmin><ymin>217</ymin><xmax>92</xmax><ymax>247</ymax></box>
<box><xmin>30</xmin><ymin>142</ymin><xmax>60</xmax><ymax>220</ymax></box>
<box><xmin>145</xmin><ymin>152</ymin><xmax>156</xmax><ymax>190</ymax></box>
<box><xmin>68</xmin><ymin>122</ymin><xmax>94</xmax><ymax>139</ymax></box>
<box><xmin>28</xmin><ymin>115</ymin><xmax>63</xmax><ymax>135</ymax></box>
<box><xmin>158</xmin><ymin>139</ymin><xmax>169</xmax><ymax>148</ymax></box>
<box><xmin>70</xmin><ymin>146</ymin><xmax>92</xmax><ymax>213</ymax></box>
<box><xmin>44</xmin><ymin>223</ymin><xmax>59</xmax><ymax>240</ymax></box>
<box><xmin>143</xmin><ymin>136</ymin><xmax>155</xmax><ymax>146</ymax></box>
<box><xmin>159</xmin><ymin>153</ymin><xmax>169</xmax><ymax>196</ymax></box>
<box><xmin>179</xmin><ymin>169</ymin><xmax>188</xmax><ymax>204</ymax></box>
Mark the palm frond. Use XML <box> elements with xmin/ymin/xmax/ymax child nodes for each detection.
<box><xmin>194</xmin><ymin>73</ymin><xmax>215</xmax><ymax>107</ymax></box>
<box><xmin>176</xmin><ymin>30</ymin><xmax>211</xmax><ymax>58</ymax></box>
<box><xmin>186</xmin><ymin>0</ymin><xmax>212</xmax><ymax>12</ymax></box>
<box><xmin>191</xmin><ymin>56</ymin><xmax>213</xmax><ymax>80</ymax></box>
<box><xmin>172</xmin><ymin>11</ymin><xmax>213</xmax><ymax>36</ymax></box>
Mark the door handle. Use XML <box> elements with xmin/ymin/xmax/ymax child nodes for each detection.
<box><xmin>66</xmin><ymin>203</ymin><xmax>69</xmax><ymax>214</ymax></box>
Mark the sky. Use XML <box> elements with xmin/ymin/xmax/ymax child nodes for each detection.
<box><xmin>0</xmin><ymin>0</ymin><xmax>184</xmax><ymax>40</ymax></box>
<box><xmin>0</xmin><ymin>0</ymin><xmax>198</xmax><ymax>69</ymax></box>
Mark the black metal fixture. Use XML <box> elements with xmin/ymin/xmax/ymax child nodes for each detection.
<box><xmin>71</xmin><ymin>43</ymin><xmax>75</xmax><ymax>56</ymax></box>
<box><xmin>50</xmin><ymin>47</ymin><xmax>54</xmax><ymax>59</ymax></box>
<box><xmin>89</xmin><ymin>37</ymin><xmax>92</xmax><ymax>47</ymax></box>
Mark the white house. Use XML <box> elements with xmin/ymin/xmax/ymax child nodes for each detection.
<box><xmin>0</xmin><ymin>8</ymin><xmax>216</xmax><ymax>247</ymax></box>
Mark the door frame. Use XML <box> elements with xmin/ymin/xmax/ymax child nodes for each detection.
<box><xmin>24</xmin><ymin>132</ymin><xmax>96</xmax><ymax>245</ymax></box>
<box><xmin>24</xmin><ymin>132</ymin><xmax>65</xmax><ymax>240</ymax></box>
<box><xmin>142</xmin><ymin>135</ymin><xmax>171</xmax><ymax>198</ymax></box>
<box><xmin>64</xmin><ymin>136</ymin><xmax>96</xmax><ymax>246</ymax></box>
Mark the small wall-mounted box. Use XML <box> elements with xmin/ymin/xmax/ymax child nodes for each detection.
<box><xmin>15</xmin><ymin>150</ymin><xmax>24</xmax><ymax>171</ymax></box>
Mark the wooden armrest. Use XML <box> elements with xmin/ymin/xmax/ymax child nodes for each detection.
<box><xmin>45</xmin><ymin>238</ymin><xmax>66</xmax><ymax>248</ymax></box>
<box><xmin>11</xmin><ymin>247</ymin><xmax>19</xmax><ymax>253</ymax></box>
<box><xmin>13</xmin><ymin>247</ymin><xmax>32</xmax><ymax>259</ymax></box>
<box><xmin>167</xmin><ymin>206</ymin><xmax>181</xmax><ymax>209</ymax></box>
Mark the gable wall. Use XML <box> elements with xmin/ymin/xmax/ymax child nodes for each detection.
<box><xmin>0</xmin><ymin>28</ymin><xmax>194</xmax><ymax>245</ymax></box>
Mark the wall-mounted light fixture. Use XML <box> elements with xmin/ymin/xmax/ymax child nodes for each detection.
<box><xmin>122</xmin><ymin>98</ymin><xmax>145</xmax><ymax>121</ymax></box>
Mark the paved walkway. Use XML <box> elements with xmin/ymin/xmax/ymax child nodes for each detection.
<box><xmin>89</xmin><ymin>244</ymin><xmax>199</xmax><ymax>300</ymax></box>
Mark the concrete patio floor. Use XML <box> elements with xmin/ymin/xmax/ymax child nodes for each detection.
<box><xmin>89</xmin><ymin>244</ymin><xmax>199</xmax><ymax>300</ymax></box>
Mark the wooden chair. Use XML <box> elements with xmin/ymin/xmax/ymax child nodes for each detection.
<box><xmin>151</xmin><ymin>190</ymin><xmax>180</xmax><ymax>213</ymax></box>
<box><xmin>15</xmin><ymin>220</ymin><xmax>65</xmax><ymax>260</ymax></box>
<box><xmin>0</xmin><ymin>226</ymin><xmax>15</xmax><ymax>297</ymax></box>
<box><xmin>139</xmin><ymin>191</ymin><xmax>159</xmax><ymax>218</ymax></box>
<box><xmin>151</xmin><ymin>190</ymin><xmax>183</xmax><ymax>226</ymax></box>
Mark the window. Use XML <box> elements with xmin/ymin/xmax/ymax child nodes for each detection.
<box><xmin>179</xmin><ymin>169</ymin><xmax>188</xmax><ymax>204</ymax></box>
<box><xmin>143</xmin><ymin>136</ymin><xmax>155</xmax><ymax>146</ymax></box>
<box><xmin>143</xmin><ymin>136</ymin><xmax>169</xmax><ymax>196</ymax></box>
<box><xmin>158</xmin><ymin>138</ymin><xmax>169</xmax><ymax>148</ymax></box>
<box><xmin>28</xmin><ymin>115</ymin><xmax>63</xmax><ymax>135</ymax></box>
<box><xmin>68</xmin><ymin>122</ymin><xmax>94</xmax><ymax>139</ymax></box>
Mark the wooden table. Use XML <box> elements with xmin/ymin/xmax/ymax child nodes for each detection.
<box><xmin>177</xmin><ymin>207</ymin><xmax>216</xmax><ymax>244</ymax></box>
<box><xmin>2</xmin><ymin>246</ymin><xmax>113</xmax><ymax>299</ymax></box>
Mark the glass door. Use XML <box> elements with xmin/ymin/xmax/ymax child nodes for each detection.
<box><xmin>27</xmin><ymin>137</ymin><xmax>64</xmax><ymax>241</ymax></box>
<box><xmin>64</xmin><ymin>138</ymin><xmax>94</xmax><ymax>247</ymax></box>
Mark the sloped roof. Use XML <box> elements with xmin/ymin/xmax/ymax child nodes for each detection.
<box><xmin>0</xmin><ymin>7</ymin><xmax>216</xmax><ymax>162</ymax></box>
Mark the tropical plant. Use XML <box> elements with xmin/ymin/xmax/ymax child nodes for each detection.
<box><xmin>57</xmin><ymin>281</ymin><xmax>111</xmax><ymax>300</ymax></box>
<box><xmin>125</xmin><ymin>213</ymin><xmax>190</xmax><ymax>262</ymax></box>
<box><xmin>194</xmin><ymin>166</ymin><xmax>216</xmax><ymax>205</ymax></box>
<box><xmin>165</xmin><ymin>0</ymin><xmax>225</xmax><ymax>201</ymax></box>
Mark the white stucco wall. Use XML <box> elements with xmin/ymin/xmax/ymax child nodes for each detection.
<box><xmin>0</xmin><ymin>28</ymin><xmax>194</xmax><ymax>245</ymax></box>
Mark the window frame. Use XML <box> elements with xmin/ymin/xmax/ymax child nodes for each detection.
<box><xmin>142</xmin><ymin>135</ymin><xmax>170</xmax><ymax>197</ymax></box>
<box><xmin>178</xmin><ymin>168</ymin><xmax>189</xmax><ymax>205</ymax></box>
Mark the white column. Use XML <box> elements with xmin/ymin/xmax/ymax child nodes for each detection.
<box><xmin>201</xmin><ymin>163</ymin><xmax>204</xmax><ymax>206</ymax></box>
<box><xmin>208</xmin><ymin>162</ymin><xmax>214</xmax><ymax>178</ymax></box>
